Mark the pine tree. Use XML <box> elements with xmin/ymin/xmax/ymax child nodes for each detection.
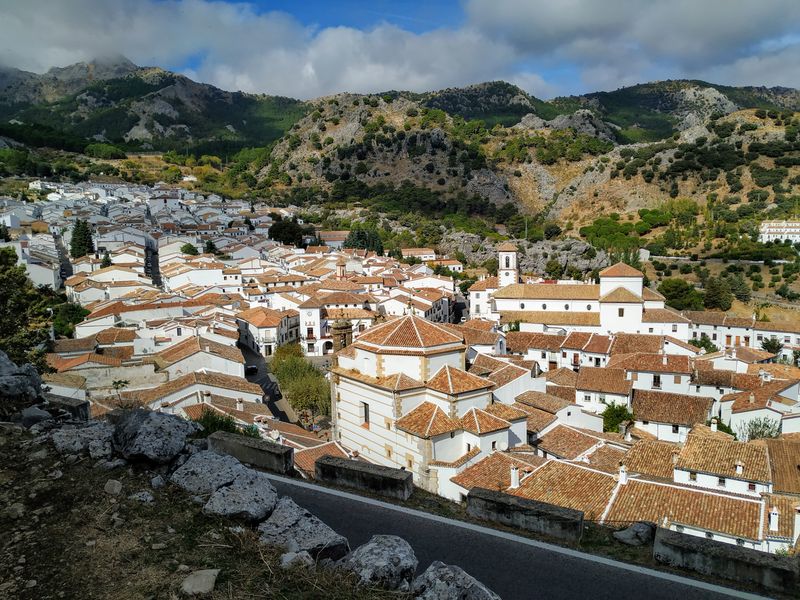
<box><xmin>703</xmin><ymin>276</ymin><xmax>733</xmax><ymax>311</ymax></box>
<box><xmin>727</xmin><ymin>273</ymin><xmax>751</xmax><ymax>303</ymax></box>
<box><xmin>70</xmin><ymin>220</ymin><xmax>87</xmax><ymax>258</ymax></box>
<box><xmin>0</xmin><ymin>223</ymin><xmax>9</xmax><ymax>242</ymax></box>
<box><xmin>100</xmin><ymin>251</ymin><xmax>112</xmax><ymax>268</ymax></box>
<box><xmin>204</xmin><ymin>239</ymin><xmax>217</xmax><ymax>255</ymax></box>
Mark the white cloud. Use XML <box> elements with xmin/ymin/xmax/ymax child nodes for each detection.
<box><xmin>0</xmin><ymin>0</ymin><xmax>797</xmax><ymax>99</ymax></box>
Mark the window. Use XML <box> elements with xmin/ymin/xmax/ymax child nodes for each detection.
<box><xmin>564</xmin><ymin>304</ymin><xmax>569</xmax><ymax>310</ymax></box>
<box><xmin>361</xmin><ymin>402</ymin><xmax>370</xmax><ymax>427</ymax></box>
<box><xmin>385</xmin><ymin>446</ymin><xmax>392</xmax><ymax>459</ymax></box>
<box><xmin>466</xmin><ymin>443</ymin><xmax>472</xmax><ymax>452</ymax></box>
<box><xmin>542</xmin><ymin>303</ymin><xmax>547</xmax><ymax>310</ymax></box>
<box><xmin>618</xmin><ymin>308</ymin><xmax>624</xmax><ymax>317</ymax></box>
<box><xmin>584</xmin><ymin>394</ymin><xmax>591</xmax><ymax>403</ymax></box>
<box><xmin>586</xmin><ymin>304</ymin><xmax>592</xmax><ymax>311</ymax></box>
<box><xmin>695</xmin><ymin>385</ymin><xmax>700</xmax><ymax>392</ymax></box>
<box><xmin>653</xmin><ymin>375</ymin><xmax>662</xmax><ymax>389</ymax></box>
<box><xmin>672</xmin><ymin>324</ymin><xmax>678</xmax><ymax>333</ymax></box>
<box><xmin>674</xmin><ymin>375</ymin><xmax>681</xmax><ymax>384</ymax></box>
<box><xmin>520</xmin><ymin>303</ymin><xmax>525</xmax><ymax>309</ymax></box>
<box><xmin>748</xmin><ymin>482</ymin><xmax>756</xmax><ymax>492</ymax></box>
<box><xmin>717</xmin><ymin>477</ymin><xmax>726</xmax><ymax>487</ymax></box>
<box><xmin>599</xmin><ymin>394</ymin><xmax>606</xmax><ymax>404</ymax></box>
<box><xmin>491</xmin><ymin>441</ymin><xmax>497</xmax><ymax>451</ymax></box>
<box><xmin>712</xmin><ymin>334</ymin><xmax>717</xmax><ymax>341</ymax></box>
<box><xmin>504</xmin><ymin>256</ymin><xmax>510</xmax><ymax>268</ymax></box>
<box><xmin>176</xmin><ymin>327</ymin><xmax>182</xmax><ymax>336</ymax></box>
<box><xmin>450</xmin><ymin>431</ymin><xmax>455</xmax><ymax>439</ymax></box>
<box><xmin>541</xmin><ymin>351</ymin><xmax>546</xmax><ymax>359</ymax></box>
<box><xmin>672</xmin><ymin>425</ymin><xmax>679</xmax><ymax>434</ymax></box>
<box><xmin>689</xmin><ymin>472</ymin><xmax>697</xmax><ymax>481</ymax></box>
<box><xmin>307</xmin><ymin>343</ymin><xmax>314</xmax><ymax>353</ymax></box>
<box><xmin>407</xmin><ymin>458</ymin><xmax>413</xmax><ymax>469</ymax></box>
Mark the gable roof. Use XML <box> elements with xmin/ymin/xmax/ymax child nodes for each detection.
<box><xmin>395</xmin><ymin>401</ymin><xmax>460</xmax><ymax>438</ymax></box>
<box><xmin>631</xmin><ymin>389</ymin><xmax>713</xmax><ymax>427</ymax></box>
<box><xmin>155</xmin><ymin>336</ymin><xmax>244</xmax><ymax>366</ymax></box>
<box><xmin>599</xmin><ymin>262</ymin><xmax>643</xmax><ymax>278</ymax></box>
<box><xmin>576</xmin><ymin>366</ymin><xmax>632</xmax><ymax>395</ymax></box>
<box><xmin>676</xmin><ymin>434</ymin><xmax>771</xmax><ymax>483</ymax></box>
<box><xmin>459</xmin><ymin>407</ymin><xmax>511</xmax><ymax>435</ymax></box>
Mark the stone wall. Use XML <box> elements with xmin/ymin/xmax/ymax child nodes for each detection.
<box><xmin>207</xmin><ymin>430</ymin><xmax>294</xmax><ymax>475</ymax></box>
<box><xmin>653</xmin><ymin>527</ymin><xmax>800</xmax><ymax>594</ymax></box>
<box><xmin>466</xmin><ymin>487</ymin><xmax>584</xmax><ymax>544</ymax></box>
<box><xmin>315</xmin><ymin>455</ymin><xmax>414</xmax><ymax>500</ymax></box>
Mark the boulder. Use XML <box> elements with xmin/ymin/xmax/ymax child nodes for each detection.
<box><xmin>104</xmin><ymin>479</ymin><xmax>123</xmax><ymax>496</ymax></box>
<box><xmin>129</xmin><ymin>491</ymin><xmax>155</xmax><ymax>504</ymax></box>
<box><xmin>52</xmin><ymin>421</ymin><xmax>114</xmax><ymax>457</ymax></box>
<box><xmin>170</xmin><ymin>450</ymin><xmax>245</xmax><ymax>495</ymax></box>
<box><xmin>613</xmin><ymin>521</ymin><xmax>656</xmax><ymax>547</ymax></box>
<box><xmin>180</xmin><ymin>569</ymin><xmax>219</xmax><ymax>596</ymax></box>
<box><xmin>340</xmin><ymin>535</ymin><xmax>417</xmax><ymax>591</ymax></box>
<box><xmin>20</xmin><ymin>406</ymin><xmax>52</xmax><ymax>428</ymax></box>
<box><xmin>258</xmin><ymin>497</ymin><xmax>349</xmax><ymax>561</ymax></box>
<box><xmin>411</xmin><ymin>561</ymin><xmax>500</xmax><ymax>600</ymax></box>
<box><xmin>113</xmin><ymin>410</ymin><xmax>199</xmax><ymax>464</ymax></box>
<box><xmin>0</xmin><ymin>350</ymin><xmax>42</xmax><ymax>418</ymax></box>
<box><xmin>203</xmin><ymin>470</ymin><xmax>278</xmax><ymax>522</ymax></box>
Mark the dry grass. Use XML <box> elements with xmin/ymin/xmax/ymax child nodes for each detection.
<box><xmin>0</xmin><ymin>425</ymin><xmax>405</xmax><ymax>600</ymax></box>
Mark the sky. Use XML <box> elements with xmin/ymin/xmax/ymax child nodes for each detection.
<box><xmin>1</xmin><ymin>0</ymin><xmax>799</xmax><ymax>100</ymax></box>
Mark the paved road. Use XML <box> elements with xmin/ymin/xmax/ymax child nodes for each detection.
<box><xmin>267</xmin><ymin>475</ymin><xmax>766</xmax><ymax>600</ymax></box>
<box><xmin>239</xmin><ymin>345</ymin><xmax>292</xmax><ymax>421</ymax></box>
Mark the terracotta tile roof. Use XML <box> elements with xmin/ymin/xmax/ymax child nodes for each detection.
<box><xmin>511</xmin><ymin>460</ymin><xmax>617</xmax><ymax>520</ymax></box>
<box><xmin>610</xmin><ymin>333</ymin><xmax>663</xmax><ymax>355</ymax></box>
<box><xmin>576</xmin><ymin>366</ymin><xmax>632</xmax><ymax>395</ymax></box>
<box><xmin>496</xmin><ymin>241</ymin><xmax>519</xmax><ymax>252</ymax></box>
<box><xmin>581</xmin><ymin>444</ymin><xmax>627</xmax><ymax>474</ymax></box>
<box><xmin>429</xmin><ymin>447</ymin><xmax>481</xmax><ymax>468</ymax></box>
<box><xmin>459</xmin><ymin>319</ymin><xmax>496</xmax><ymax>332</ymax></box>
<box><xmin>546</xmin><ymin>384</ymin><xmax>578</xmax><ymax>402</ymax></box>
<box><xmin>96</xmin><ymin>327</ymin><xmax>138</xmax><ymax>344</ymax></box>
<box><xmin>560</xmin><ymin>331</ymin><xmax>592</xmax><ymax>350</ymax></box>
<box><xmin>52</xmin><ymin>337</ymin><xmax>98</xmax><ymax>354</ymax></box>
<box><xmin>515</xmin><ymin>390</ymin><xmax>573</xmax><ymax>413</ymax></box>
<box><xmin>103</xmin><ymin>346</ymin><xmax>135</xmax><ymax>361</ymax></box>
<box><xmin>606</xmin><ymin>479</ymin><xmax>762</xmax><ymax>540</ymax></box>
<box><xmin>722</xmin><ymin>379</ymin><xmax>799</xmax><ymax>414</ymax></box>
<box><xmin>676</xmin><ymin>434</ymin><xmax>771</xmax><ymax>483</ymax></box>
<box><xmin>395</xmin><ymin>402</ymin><xmax>460</xmax><ymax>438</ymax></box>
<box><xmin>537</xmin><ymin>425</ymin><xmax>601</xmax><ymax>460</ymax></box>
<box><xmin>500</xmin><ymin>311</ymin><xmax>601</xmax><ymax>327</ymax></box>
<box><xmin>322</xmin><ymin>308</ymin><xmax>376</xmax><ymax>320</ymax></box>
<box><xmin>512</xmin><ymin>403</ymin><xmax>558</xmax><ymax>433</ymax></box>
<box><xmin>450</xmin><ymin>451</ymin><xmax>546</xmax><ymax>491</ymax></box>
<box><xmin>332</xmin><ymin>367</ymin><xmax>425</xmax><ymax>392</ymax></box>
<box><xmin>544</xmin><ymin>367</ymin><xmax>578</xmax><ymax>386</ymax></box>
<box><xmin>123</xmin><ymin>372</ymin><xmax>262</xmax><ymax>405</ymax></box>
<box><xmin>755</xmin><ymin>319</ymin><xmax>800</xmax><ymax>334</ymax></box>
<box><xmin>623</xmin><ymin>440</ymin><xmax>680</xmax><ymax>480</ymax></box>
<box><xmin>236</xmin><ymin>306</ymin><xmax>288</xmax><ymax>328</ymax></box>
<box><xmin>642</xmin><ymin>287</ymin><xmax>666</xmax><ymax>301</ymax></box>
<box><xmin>631</xmin><ymin>389</ymin><xmax>713</xmax><ymax>427</ymax></box>
<box><xmin>686</xmin><ymin>423</ymin><xmax>735</xmax><ymax>442</ymax></box>
<box><xmin>294</xmin><ymin>441</ymin><xmax>351</xmax><ymax>478</ymax></box>
<box><xmin>599</xmin><ymin>288</ymin><xmax>642</xmax><ymax>303</ymax></box>
<box><xmin>468</xmin><ymin>357</ymin><xmax>529</xmax><ymax>389</ymax></box>
<box><xmin>156</xmin><ymin>336</ymin><xmax>245</xmax><ymax>366</ymax></box>
<box><xmin>48</xmin><ymin>352</ymin><xmax>123</xmax><ymax>372</ymax></box>
<box><xmin>427</xmin><ymin>365</ymin><xmax>493</xmax><ymax>395</ymax></box>
<box><xmin>494</xmin><ymin>283</ymin><xmax>599</xmax><ymax>300</ymax></box>
<box><xmin>599</xmin><ymin>262</ymin><xmax>643</xmax><ymax>278</ymax></box>
<box><xmin>642</xmin><ymin>308</ymin><xmax>691</xmax><ymax>324</ymax></box>
<box><xmin>482</xmin><ymin>402</ymin><xmax>529</xmax><ymax>422</ymax></box>
<box><xmin>468</xmin><ymin>276</ymin><xmax>498</xmax><ymax>292</ymax></box>
<box><xmin>506</xmin><ymin>332</ymin><xmax>566</xmax><ymax>354</ymax></box>
<box><xmin>441</xmin><ymin>323</ymin><xmax>499</xmax><ymax>347</ymax></box>
<box><xmin>760</xmin><ymin>439</ymin><xmax>800</xmax><ymax>495</ymax></box>
<box><xmin>459</xmin><ymin>407</ymin><xmax>511</xmax><ymax>435</ymax></box>
<box><xmin>746</xmin><ymin>363</ymin><xmax>800</xmax><ymax>380</ymax></box>
<box><xmin>356</xmin><ymin>315</ymin><xmax>462</xmax><ymax>349</ymax></box>
<box><xmin>607</xmin><ymin>353</ymin><xmax>692</xmax><ymax>374</ymax></box>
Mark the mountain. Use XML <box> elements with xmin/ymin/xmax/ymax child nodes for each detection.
<box><xmin>0</xmin><ymin>57</ymin><xmax>307</xmax><ymax>154</ymax></box>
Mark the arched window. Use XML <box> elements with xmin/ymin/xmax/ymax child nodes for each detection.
<box><xmin>564</xmin><ymin>304</ymin><xmax>569</xmax><ymax>310</ymax></box>
<box><xmin>520</xmin><ymin>303</ymin><xmax>525</xmax><ymax>309</ymax></box>
<box><xmin>586</xmin><ymin>304</ymin><xmax>592</xmax><ymax>311</ymax></box>
<box><xmin>542</xmin><ymin>304</ymin><xmax>547</xmax><ymax>310</ymax></box>
<box><xmin>504</xmin><ymin>256</ymin><xmax>510</xmax><ymax>268</ymax></box>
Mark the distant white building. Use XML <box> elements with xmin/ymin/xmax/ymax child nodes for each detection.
<box><xmin>759</xmin><ymin>221</ymin><xmax>800</xmax><ymax>244</ymax></box>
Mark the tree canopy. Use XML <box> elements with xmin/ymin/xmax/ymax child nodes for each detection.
<box><xmin>69</xmin><ymin>219</ymin><xmax>94</xmax><ymax>258</ymax></box>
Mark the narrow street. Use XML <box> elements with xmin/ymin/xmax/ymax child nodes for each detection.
<box><xmin>238</xmin><ymin>344</ymin><xmax>295</xmax><ymax>422</ymax></box>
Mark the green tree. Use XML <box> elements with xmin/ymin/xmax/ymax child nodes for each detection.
<box><xmin>601</xmin><ymin>404</ymin><xmax>634</xmax><ymax>433</ymax></box>
<box><xmin>100</xmin><ymin>251</ymin><xmax>112</xmax><ymax>268</ymax></box>
<box><xmin>545</xmin><ymin>259</ymin><xmax>564</xmax><ymax>279</ymax></box>
<box><xmin>69</xmin><ymin>220</ymin><xmax>94</xmax><ymax>258</ymax></box>
<box><xmin>658</xmin><ymin>278</ymin><xmax>704</xmax><ymax>311</ymax></box>
<box><xmin>204</xmin><ymin>239</ymin><xmax>218</xmax><ymax>255</ymax></box>
<box><xmin>703</xmin><ymin>276</ymin><xmax>733</xmax><ymax>311</ymax></box>
<box><xmin>727</xmin><ymin>273</ymin><xmax>751</xmax><ymax>303</ymax></box>
<box><xmin>0</xmin><ymin>223</ymin><xmax>9</xmax><ymax>242</ymax></box>
<box><xmin>544</xmin><ymin>223</ymin><xmax>562</xmax><ymax>240</ymax></box>
<box><xmin>689</xmin><ymin>333</ymin><xmax>718</xmax><ymax>354</ymax></box>
<box><xmin>737</xmin><ymin>417</ymin><xmax>780</xmax><ymax>441</ymax></box>
<box><xmin>761</xmin><ymin>337</ymin><xmax>784</xmax><ymax>355</ymax></box>
<box><xmin>52</xmin><ymin>303</ymin><xmax>90</xmax><ymax>338</ymax></box>
<box><xmin>181</xmin><ymin>243</ymin><xmax>199</xmax><ymax>256</ymax></box>
<box><xmin>343</xmin><ymin>226</ymin><xmax>384</xmax><ymax>255</ymax></box>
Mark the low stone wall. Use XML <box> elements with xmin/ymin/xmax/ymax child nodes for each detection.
<box><xmin>466</xmin><ymin>487</ymin><xmax>584</xmax><ymax>544</ymax></box>
<box><xmin>208</xmin><ymin>431</ymin><xmax>294</xmax><ymax>475</ymax></box>
<box><xmin>315</xmin><ymin>456</ymin><xmax>413</xmax><ymax>500</ymax></box>
<box><xmin>653</xmin><ymin>527</ymin><xmax>800</xmax><ymax>594</ymax></box>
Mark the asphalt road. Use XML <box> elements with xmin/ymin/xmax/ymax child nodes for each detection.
<box><xmin>238</xmin><ymin>345</ymin><xmax>290</xmax><ymax>421</ymax></box>
<box><xmin>268</xmin><ymin>476</ymin><xmax>766</xmax><ymax>600</ymax></box>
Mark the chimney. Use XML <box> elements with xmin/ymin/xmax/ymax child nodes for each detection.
<box><xmin>730</xmin><ymin>347</ymin><xmax>737</xmax><ymax>360</ymax></box>
<box><xmin>509</xmin><ymin>466</ymin><xmax>520</xmax><ymax>489</ymax></box>
<box><xmin>671</xmin><ymin>451</ymin><xmax>679</xmax><ymax>466</ymax></box>
<box><xmin>794</xmin><ymin>505</ymin><xmax>800</xmax><ymax>545</ymax></box>
<box><xmin>711</xmin><ymin>418</ymin><xmax>718</xmax><ymax>432</ymax></box>
<box><xmin>769</xmin><ymin>506</ymin><xmax>780</xmax><ymax>533</ymax></box>
<box><xmin>236</xmin><ymin>398</ymin><xmax>243</xmax><ymax>411</ymax></box>
<box><xmin>618</xmin><ymin>463</ymin><xmax>628</xmax><ymax>485</ymax></box>
<box><xmin>749</xmin><ymin>393</ymin><xmax>755</xmax><ymax>405</ymax></box>
<box><xmin>662</xmin><ymin>353</ymin><xmax>668</xmax><ymax>366</ymax></box>
<box><xmin>734</xmin><ymin>460</ymin><xmax>744</xmax><ymax>476</ymax></box>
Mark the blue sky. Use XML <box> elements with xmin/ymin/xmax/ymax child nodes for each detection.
<box><xmin>2</xmin><ymin>0</ymin><xmax>799</xmax><ymax>99</ymax></box>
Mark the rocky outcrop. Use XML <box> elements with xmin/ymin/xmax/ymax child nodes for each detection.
<box><xmin>112</xmin><ymin>409</ymin><xmax>200</xmax><ymax>464</ymax></box>
<box><xmin>258</xmin><ymin>496</ymin><xmax>350</xmax><ymax>561</ymax></box>
<box><xmin>412</xmin><ymin>561</ymin><xmax>502</xmax><ymax>600</ymax></box>
<box><xmin>517</xmin><ymin>109</ymin><xmax>618</xmax><ymax>143</ymax></box>
<box><xmin>613</xmin><ymin>521</ymin><xmax>656</xmax><ymax>547</ymax></box>
<box><xmin>203</xmin><ymin>470</ymin><xmax>278</xmax><ymax>522</ymax></box>
<box><xmin>0</xmin><ymin>351</ymin><xmax>42</xmax><ymax>419</ymax></box>
<box><xmin>51</xmin><ymin>421</ymin><xmax>114</xmax><ymax>459</ymax></box>
<box><xmin>340</xmin><ymin>535</ymin><xmax>418</xmax><ymax>591</ymax></box>
<box><xmin>170</xmin><ymin>450</ymin><xmax>246</xmax><ymax>495</ymax></box>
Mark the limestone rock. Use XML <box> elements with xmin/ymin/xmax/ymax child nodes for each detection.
<box><xmin>613</xmin><ymin>521</ymin><xmax>656</xmax><ymax>547</ymax></box>
<box><xmin>340</xmin><ymin>535</ymin><xmax>417</xmax><ymax>591</ymax></box>
<box><xmin>258</xmin><ymin>497</ymin><xmax>349</xmax><ymax>561</ymax></box>
<box><xmin>129</xmin><ymin>491</ymin><xmax>155</xmax><ymax>504</ymax></box>
<box><xmin>0</xmin><ymin>350</ymin><xmax>42</xmax><ymax>414</ymax></box>
<box><xmin>170</xmin><ymin>450</ymin><xmax>244</xmax><ymax>495</ymax></box>
<box><xmin>411</xmin><ymin>561</ymin><xmax>500</xmax><ymax>600</ymax></box>
<box><xmin>104</xmin><ymin>479</ymin><xmax>123</xmax><ymax>496</ymax></box>
<box><xmin>203</xmin><ymin>470</ymin><xmax>277</xmax><ymax>522</ymax></box>
<box><xmin>52</xmin><ymin>421</ymin><xmax>114</xmax><ymax>457</ymax></box>
<box><xmin>112</xmin><ymin>409</ymin><xmax>199</xmax><ymax>464</ymax></box>
<box><xmin>279</xmin><ymin>551</ymin><xmax>314</xmax><ymax>570</ymax></box>
<box><xmin>20</xmin><ymin>406</ymin><xmax>52</xmax><ymax>428</ymax></box>
<box><xmin>180</xmin><ymin>569</ymin><xmax>219</xmax><ymax>596</ymax></box>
